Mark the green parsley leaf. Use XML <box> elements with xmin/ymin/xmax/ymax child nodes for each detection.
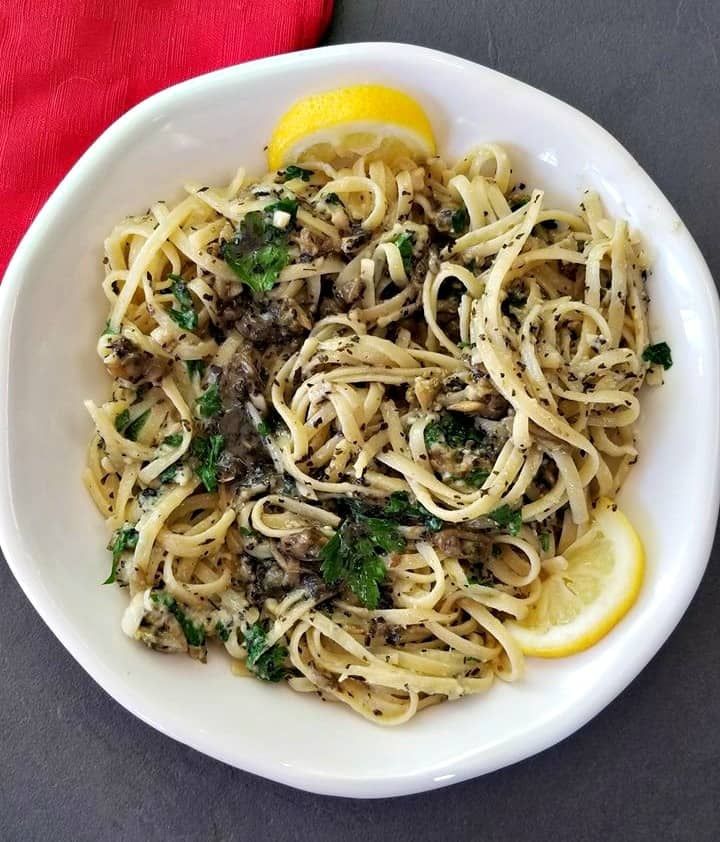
<box><xmin>104</xmin><ymin>524</ymin><xmax>138</xmax><ymax>584</ymax></box>
<box><xmin>383</xmin><ymin>491</ymin><xmax>415</xmax><ymax>517</ymax></box>
<box><xmin>123</xmin><ymin>409</ymin><xmax>150</xmax><ymax>442</ymax></box>
<box><xmin>243</xmin><ymin>623</ymin><xmax>288</xmax><ymax>682</ymax></box>
<box><xmin>540</xmin><ymin>532</ymin><xmax>550</xmax><ymax>553</ymax></box>
<box><xmin>215</xmin><ymin>621</ymin><xmax>231</xmax><ymax>642</ymax></box>
<box><xmin>158</xmin><ymin>464</ymin><xmax>179</xmax><ymax>483</ymax></box>
<box><xmin>424</xmin><ymin>423</ymin><xmax>443</xmax><ymax>447</ymax></box>
<box><xmin>257</xmin><ymin>420</ymin><xmax>270</xmax><ymax>437</ymax></box>
<box><xmin>151</xmin><ymin>591</ymin><xmax>174</xmax><ymax>608</ymax></box>
<box><xmin>279</xmin><ymin>165</ymin><xmax>313</xmax><ymax>182</ymax></box>
<box><xmin>361</xmin><ymin>516</ymin><xmax>405</xmax><ymax>554</ymax></box>
<box><xmin>642</xmin><ymin>342</ymin><xmax>672</xmax><ymax>370</ymax></box>
<box><xmin>191</xmin><ymin>434</ymin><xmax>224</xmax><ymax>492</ymax></box>
<box><xmin>169</xmin><ymin>275</ymin><xmax>193</xmax><ymax>308</ymax></box>
<box><xmin>114</xmin><ymin>408</ymin><xmax>130</xmax><ymax>433</ymax></box>
<box><xmin>392</xmin><ymin>231</ymin><xmax>415</xmax><ymax>273</ymax></box>
<box><xmin>173</xmin><ymin>607</ymin><xmax>205</xmax><ymax>647</ymax></box>
<box><xmin>384</xmin><ymin>491</ymin><xmax>443</xmax><ymax>532</ymax></box>
<box><xmin>167</xmin><ymin>276</ymin><xmax>198</xmax><ymax>330</ymax></box>
<box><xmin>243</xmin><ymin>623</ymin><xmax>267</xmax><ymax>661</ymax></box>
<box><xmin>320</xmin><ymin>512</ymin><xmax>403</xmax><ymax>609</ymax></box>
<box><xmin>220</xmin><ymin>210</ymin><xmax>290</xmax><ymax>294</ymax></box>
<box><xmin>239</xmin><ymin>526</ymin><xmax>257</xmax><ymax>538</ymax></box>
<box><xmin>424</xmin><ymin>413</ymin><xmax>485</xmax><ymax>450</ymax></box>
<box><xmin>489</xmin><ymin>505</ymin><xmax>523</xmax><ymax>536</ymax></box>
<box><xmin>185</xmin><ymin>359</ymin><xmax>206</xmax><ymax>379</ymax></box>
<box><xmin>265</xmin><ymin>197</ymin><xmax>299</xmax><ymax>221</ymax></box>
<box><xmin>462</xmin><ymin>469</ymin><xmax>490</xmax><ymax>488</ymax></box>
<box><xmin>451</xmin><ymin>206</ymin><xmax>469</xmax><ymax>235</ymax></box>
<box><xmin>425</xmin><ymin>514</ymin><xmax>445</xmax><ymax>532</ymax></box>
<box><xmin>196</xmin><ymin>383</ymin><xmax>222</xmax><ymax>418</ymax></box>
<box><xmin>102</xmin><ymin>320</ymin><xmax>118</xmax><ymax>336</ymax></box>
<box><xmin>150</xmin><ymin>591</ymin><xmax>206</xmax><ymax>647</ymax></box>
<box><xmin>163</xmin><ymin>433</ymin><xmax>183</xmax><ymax>447</ymax></box>
<box><xmin>168</xmin><ymin>306</ymin><xmax>198</xmax><ymax>331</ymax></box>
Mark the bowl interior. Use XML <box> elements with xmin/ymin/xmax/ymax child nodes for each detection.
<box><xmin>2</xmin><ymin>44</ymin><xmax>718</xmax><ymax>797</ymax></box>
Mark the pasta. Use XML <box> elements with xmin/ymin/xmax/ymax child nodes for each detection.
<box><xmin>84</xmin><ymin>142</ymin><xmax>663</xmax><ymax>724</ymax></box>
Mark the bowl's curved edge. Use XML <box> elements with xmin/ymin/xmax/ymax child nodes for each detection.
<box><xmin>1</xmin><ymin>42</ymin><xmax>719</xmax><ymax>798</ymax></box>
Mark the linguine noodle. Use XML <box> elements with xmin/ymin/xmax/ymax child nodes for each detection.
<box><xmin>84</xmin><ymin>143</ymin><xmax>660</xmax><ymax>724</ymax></box>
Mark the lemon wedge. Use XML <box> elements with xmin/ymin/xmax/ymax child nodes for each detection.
<box><xmin>267</xmin><ymin>84</ymin><xmax>436</xmax><ymax>170</ymax></box>
<box><xmin>507</xmin><ymin>498</ymin><xmax>645</xmax><ymax>658</ymax></box>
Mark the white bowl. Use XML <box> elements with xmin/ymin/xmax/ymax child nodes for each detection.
<box><xmin>1</xmin><ymin>43</ymin><xmax>718</xmax><ymax>798</ymax></box>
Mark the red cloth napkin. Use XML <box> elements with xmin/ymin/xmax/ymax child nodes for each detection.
<box><xmin>0</xmin><ymin>0</ymin><xmax>333</xmax><ymax>278</ymax></box>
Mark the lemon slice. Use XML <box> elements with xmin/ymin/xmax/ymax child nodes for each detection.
<box><xmin>507</xmin><ymin>499</ymin><xmax>644</xmax><ymax>658</ymax></box>
<box><xmin>267</xmin><ymin>84</ymin><xmax>436</xmax><ymax>170</ymax></box>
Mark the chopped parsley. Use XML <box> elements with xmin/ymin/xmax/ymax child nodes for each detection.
<box><xmin>451</xmin><ymin>206</ymin><xmax>469</xmax><ymax>235</ymax></box>
<box><xmin>257</xmin><ymin>420</ymin><xmax>271</xmax><ymax>437</ymax></box>
<box><xmin>114</xmin><ymin>408</ymin><xmax>130</xmax><ymax>433</ymax></box>
<box><xmin>215</xmin><ymin>621</ymin><xmax>231</xmax><ymax>642</ymax></box>
<box><xmin>488</xmin><ymin>505</ymin><xmax>523</xmax><ymax>536</ymax></box>
<box><xmin>540</xmin><ymin>532</ymin><xmax>551</xmax><ymax>553</ymax></box>
<box><xmin>239</xmin><ymin>526</ymin><xmax>257</xmax><ymax>538</ymax></box>
<box><xmin>191</xmin><ymin>434</ymin><xmax>224</xmax><ymax>492</ymax></box>
<box><xmin>320</xmin><ymin>511</ymin><xmax>404</xmax><ymax>609</ymax></box>
<box><xmin>167</xmin><ymin>275</ymin><xmax>198</xmax><ymax>331</ymax></box>
<box><xmin>102</xmin><ymin>320</ymin><xmax>118</xmax><ymax>336</ymax></box>
<box><xmin>424</xmin><ymin>412</ymin><xmax>485</xmax><ymax>450</ymax></box>
<box><xmin>392</xmin><ymin>231</ymin><xmax>415</xmax><ymax>273</ymax></box>
<box><xmin>104</xmin><ymin>524</ymin><xmax>138</xmax><ymax>584</ymax></box>
<box><xmin>196</xmin><ymin>383</ymin><xmax>222</xmax><ymax>418</ymax></box>
<box><xmin>265</xmin><ymin>197</ymin><xmax>299</xmax><ymax>221</ymax></box>
<box><xmin>163</xmin><ymin>433</ymin><xmax>183</xmax><ymax>447</ymax></box>
<box><xmin>167</xmin><ymin>306</ymin><xmax>197</xmax><ymax>331</ymax></box>
<box><xmin>151</xmin><ymin>591</ymin><xmax>206</xmax><ymax>647</ymax></box>
<box><xmin>461</xmin><ymin>469</ymin><xmax>490</xmax><ymax>488</ymax></box>
<box><xmin>384</xmin><ymin>491</ymin><xmax>443</xmax><ymax>532</ymax></box>
<box><xmin>158</xmin><ymin>464</ymin><xmax>179</xmax><ymax>484</ymax></box>
<box><xmin>185</xmin><ymin>359</ymin><xmax>206</xmax><ymax>379</ymax></box>
<box><xmin>243</xmin><ymin>623</ymin><xmax>288</xmax><ymax>682</ymax></box>
<box><xmin>169</xmin><ymin>274</ymin><xmax>191</xmax><ymax>305</ymax></box>
<box><xmin>642</xmin><ymin>342</ymin><xmax>673</xmax><ymax>370</ymax></box>
<box><xmin>279</xmin><ymin>165</ymin><xmax>313</xmax><ymax>183</ymax></box>
<box><xmin>220</xmin><ymin>210</ymin><xmax>291</xmax><ymax>294</ymax></box>
<box><xmin>116</xmin><ymin>408</ymin><xmax>149</xmax><ymax>442</ymax></box>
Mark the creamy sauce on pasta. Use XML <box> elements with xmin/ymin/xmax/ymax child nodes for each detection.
<box><xmin>83</xmin><ymin>143</ymin><xmax>661</xmax><ymax>724</ymax></box>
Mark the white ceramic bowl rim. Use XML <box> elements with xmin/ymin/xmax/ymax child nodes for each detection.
<box><xmin>1</xmin><ymin>43</ymin><xmax>719</xmax><ymax>798</ymax></box>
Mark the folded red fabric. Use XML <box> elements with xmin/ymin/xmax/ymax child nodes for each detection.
<box><xmin>0</xmin><ymin>0</ymin><xmax>333</xmax><ymax>277</ymax></box>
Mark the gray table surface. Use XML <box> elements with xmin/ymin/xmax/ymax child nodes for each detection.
<box><xmin>2</xmin><ymin>1</ymin><xmax>720</xmax><ymax>839</ymax></box>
